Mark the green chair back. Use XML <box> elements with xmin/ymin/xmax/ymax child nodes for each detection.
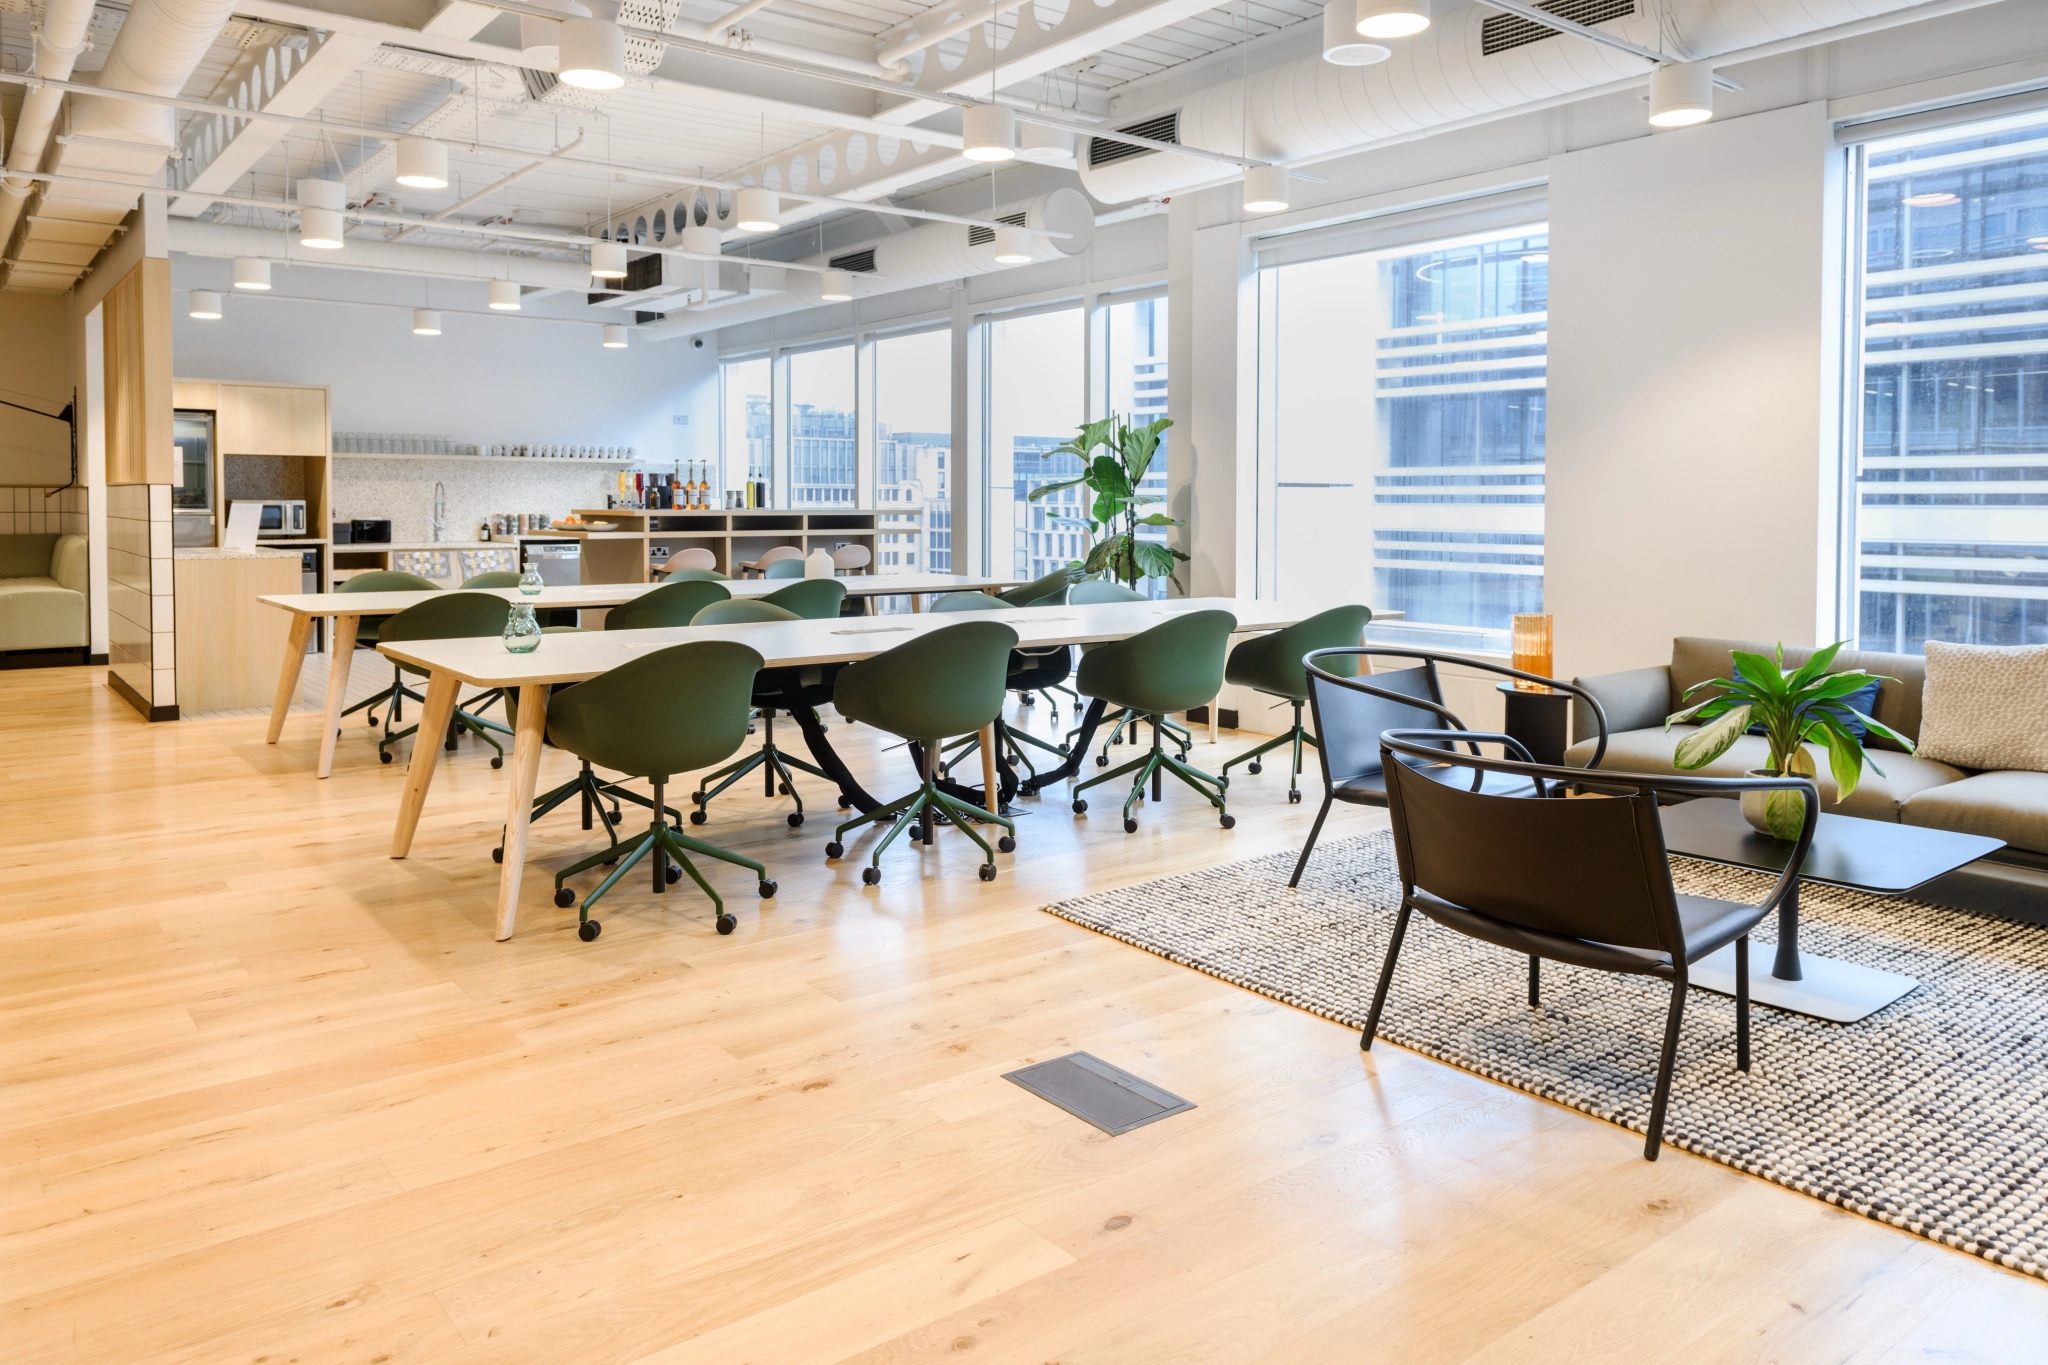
<box><xmin>833</xmin><ymin>620</ymin><xmax>1019</xmax><ymax>744</ymax></box>
<box><xmin>931</xmin><ymin>590</ymin><xmax>1004</xmax><ymax>613</ymax></box>
<box><xmin>662</xmin><ymin>567</ymin><xmax>729</xmax><ymax>582</ymax></box>
<box><xmin>341</xmin><ymin>570</ymin><xmax>440</xmax><ymax>646</ymax></box>
<box><xmin>545</xmin><ymin>641</ymin><xmax>763</xmax><ymax>781</ymax></box>
<box><xmin>460</xmin><ymin>570</ymin><xmax>523</xmax><ymax>589</ymax></box>
<box><xmin>763</xmin><ymin>558</ymin><xmax>807</xmax><ymax>580</ymax></box>
<box><xmin>998</xmin><ymin>567</ymin><xmax>1076</xmax><ymax>607</ymax></box>
<box><xmin>762</xmin><ymin>577</ymin><xmax>846</xmax><ymax>620</ymax></box>
<box><xmin>1076</xmin><ymin>609</ymin><xmax>1237</xmax><ymax>717</ymax></box>
<box><xmin>605</xmin><ymin>578</ymin><xmax>731</xmax><ymax>631</ymax></box>
<box><xmin>693</xmin><ymin>599</ymin><xmax>799</xmax><ymax>626</ymax></box>
<box><xmin>1224</xmin><ymin>604</ymin><xmax>1372</xmax><ymax>701</ymax></box>
<box><xmin>377</xmin><ymin>592</ymin><xmax>512</xmax><ymax>676</ymax></box>
<box><xmin>1070</xmin><ymin>579</ymin><xmax>1148</xmax><ymax>605</ymax></box>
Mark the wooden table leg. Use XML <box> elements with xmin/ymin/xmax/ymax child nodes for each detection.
<box><xmin>316</xmin><ymin>614</ymin><xmax>362</xmax><ymax>779</ymax></box>
<box><xmin>265</xmin><ymin>613</ymin><xmax>314</xmax><ymax>744</ymax></box>
<box><xmin>495</xmin><ymin>683</ymin><xmax>551</xmax><ymax>942</ymax></box>
<box><xmin>980</xmin><ymin>723</ymin><xmax>1000</xmax><ymax>813</ymax></box>
<box><xmin>910</xmin><ymin>594</ymin><xmax>923</xmax><ymax>613</ymax></box>
<box><xmin>390</xmin><ymin>669</ymin><xmax>460</xmax><ymax>859</ymax></box>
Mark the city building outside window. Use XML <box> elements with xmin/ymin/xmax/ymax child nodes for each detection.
<box><xmin>1097</xmin><ymin>293</ymin><xmax>1170</xmax><ymax>598</ymax></box>
<box><xmin>785</xmin><ymin>344</ymin><xmax>857</xmax><ymax>506</ymax></box>
<box><xmin>720</xmin><ymin>355</ymin><xmax>771</xmax><ymax>502</ymax></box>
<box><xmin>983</xmin><ymin>306</ymin><xmax>1085</xmax><ymax>581</ymax></box>
<box><xmin>873</xmin><ymin>328</ymin><xmax>953</xmax><ymax>575</ymax></box>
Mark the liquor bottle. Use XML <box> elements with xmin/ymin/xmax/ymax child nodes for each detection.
<box><xmin>693</xmin><ymin>461</ymin><xmax>706</xmax><ymax>509</ymax></box>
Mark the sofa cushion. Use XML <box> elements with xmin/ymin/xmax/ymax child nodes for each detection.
<box><xmin>1669</xmin><ymin>637</ymin><xmax>1925</xmax><ymax>751</ymax></box>
<box><xmin>1915</xmin><ymin>641</ymin><xmax>2048</xmax><ymax>773</ymax></box>
<box><xmin>1902</xmin><ymin>771</ymin><xmax>2048</xmax><ymax>856</ymax></box>
<box><xmin>1566</xmin><ymin>726</ymin><xmax>1966</xmax><ymax>822</ymax></box>
<box><xmin>0</xmin><ymin>577</ymin><xmax>87</xmax><ymax>651</ymax></box>
<box><xmin>0</xmin><ymin>533</ymin><xmax>59</xmax><ymax>580</ymax></box>
<box><xmin>51</xmin><ymin>533</ymin><xmax>86</xmax><ymax>597</ymax></box>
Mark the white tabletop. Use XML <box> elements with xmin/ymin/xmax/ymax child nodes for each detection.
<box><xmin>259</xmin><ymin>572</ymin><xmax>1023</xmax><ymax>618</ymax></box>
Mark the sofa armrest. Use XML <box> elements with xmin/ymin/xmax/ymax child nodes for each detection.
<box><xmin>51</xmin><ymin>534</ymin><xmax>87</xmax><ymax>598</ymax></box>
<box><xmin>1571</xmin><ymin>665</ymin><xmax>1671</xmax><ymax>746</ymax></box>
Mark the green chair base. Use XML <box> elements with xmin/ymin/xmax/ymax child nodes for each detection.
<box><xmin>554</xmin><ymin>777</ymin><xmax>772</xmax><ymax>938</ymax></box>
<box><xmin>1072</xmin><ymin>715</ymin><xmax>1233</xmax><ymax>831</ymax></box>
<box><xmin>826</xmin><ymin>754</ymin><xmax>1016</xmax><ymax>883</ymax></box>
<box><xmin>939</xmin><ymin>719</ymin><xmax>1068</xmax><ymax>788</ymax></box>
<box><xmin>493</xmin><ymin>760</ymin><xmax>682</xmax><ymax>864</ymax></box>
<box><xmin>1076</xmin><ymin>706</ymin><xmax>1192</xmax><ymax>767</ymax></box>
<box><xmin>1219</xmin><ymin>698</ymin><xmax>1321</xmax><ymax>802</ymax></box>
<box><xmin>691</xmin><ymin>710</ymin><xmax>834</xmax><ymax>826</ymax></box>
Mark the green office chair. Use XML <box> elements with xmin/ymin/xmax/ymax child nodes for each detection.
<box><xmin>762</xmin><ymin>577</ymin><xmax>846</xmax><ymax>619</ymax></box>
<box><xmin>825</xmin><ymin>620</ymin><xmax>1019</xmax><ymax>884</ymax></box>
<box><xmin>1219</xmin><ymin>604</ymin><xmax>1374</xmax><ymax>803</ymax></box>
<box><xmin>660</xmin><ymin>566</ymin><xmax>729</xmax><ymax>582</ymax></box>
<box><xmin>998</xmin><ymin>565</ymin><xmax>1081</xmax><ymax>607</ymax></box>
<box><xmin>604</xmin><ymin>577</ymin><xmax>731</xmax><ymax>631</ymax></box>
<box><xmin>1066</xmin><ymin>578</ymin><xmax>1193</xmax><ymax>763</ymax></box>
<box><xmin>931</xmin><ymin>590</ymin><xmax>1002</xmax><ymax>612</ymax></box>
<box><xmin>685</xmin><ymin>598</ymin><xmax>839</xmax><ymax>827</ymax></box>
<box><xmin>460</xmin><ymin>570</ymin><xmax>522</xmax><ymax>588</ymax></box>
<box><xmin>925</xmin><ymin>591</ymin><xmax>1071</xmax><ymax>784</ymax></box>
<box><xmin>543</xmin><ymin>640</ymin><xmax>775</xmax><ymax>939</ymax></box>
<box><xmin>335</xmin><ymin>571</ymin><xmax>439</xmax><ymax>730</ymax></box>
<box><xmin>1069</xmin><ymin>579</ymin><xmax>1148</xmax><ymax>605</ymax></box>
<box><xmin>1071</xmin><ymin>609</ymin><xmax>1238</xmax><ymax>831</ymax></box>
<box><xmin>763</xmin><ymin>558</ymin><xmax>807</xmax><ymax>580</ymax></box>
<box><xmin>374</xmin><ymin>592</ymin><xmax>514</xmax><ymax>767</ymax></box>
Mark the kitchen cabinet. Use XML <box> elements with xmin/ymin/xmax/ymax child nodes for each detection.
<box><xmin>217</xmin><ymin>383</ymin><xmax>328</xmax><ymax>457</ymax></box>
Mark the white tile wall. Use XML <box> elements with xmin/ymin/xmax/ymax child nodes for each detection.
<box><xmin>106</xmin><ymin>483</ymin><xmax>174</xmax><ymax>713</ymax></box>
<box><xmin>0</xmin><ymin>485</ymin><xmax>88</xmax><ymax>536</ymax></box>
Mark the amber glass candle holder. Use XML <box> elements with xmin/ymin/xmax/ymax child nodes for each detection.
<box><xmin>1511</xmin><ymin>614</ymin><xmax>1554</xmax><ymax>691</ymax></box>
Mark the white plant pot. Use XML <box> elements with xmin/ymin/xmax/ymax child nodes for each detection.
<box><xmin>1739</xmin><ymin>767</ymin><xmax>1827</xmax><ymax>841</ymax></box>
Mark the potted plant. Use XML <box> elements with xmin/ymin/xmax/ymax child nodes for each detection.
<box><xmin>1665</xmin><ymin>641</ymin><xmax>1914</xmax><ymax>840</ymax></box>
<box><xmin>1027</xmin><ymin>413</ymin><xmax>1188</xmax><ymax>590</ymax></box>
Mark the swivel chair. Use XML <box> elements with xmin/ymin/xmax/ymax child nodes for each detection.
<box><xmin>761</xmin><ymin>577</ymin><xmax>846</xmax><ymax>619</ymax></box>
<box><xmin>1070</xmin><ymin>609</ymin><xmax>1237</xmax><ymax>831</ymax></box>
<box><xmin>373</xmin><ymin>593</ymin><xmax>514</xmax><ymax>767</ymax></box>
<box><xmin>763</xmin><ymin>558</ymin><xmax>807</xmax><ymax>580</ymax></box>
<box><xmin>603</xmin><ymin>577</ymin><xmax>730</xmax><ymax>631</ymax></box>
<box><xmin>686</xmin><ymin>598</ymin><xmax>838</xmax><ymax>827</ymax></box>
<box><xmin>334</xmin><ymin>571</ymin><xmax>439</xmax><ymax>733</ymax></box>
<box><xmin>1218</xmin><ymin>604</ymin><xmax>1374</xmax><ymax>803</ymax></box>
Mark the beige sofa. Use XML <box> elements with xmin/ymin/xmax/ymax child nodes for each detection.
<box><xmin>0</xmin><ymin>533</ymin><xmax>88</xmax><ymax>654</ymax></box>
<box><xmin>1567</xmin><ymin>637</ymin><xmax>2048</xmax><ymax>859</ymax></box>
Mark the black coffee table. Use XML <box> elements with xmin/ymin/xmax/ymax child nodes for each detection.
<box><xmin>1658</xmin><ymin>797</ymin><xmax>2002</xmax><ymax>1022</ymax></box>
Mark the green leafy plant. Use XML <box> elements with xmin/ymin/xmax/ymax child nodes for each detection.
<box><xmin>1027</xmin><ymin>413</ymin><xmax>1187</xmax><ymax>590</ymax></box>
<box><xmin>1665</xmin><ymin>641</ymin><xmax>1913</xmax><ymax>804</ymax></box>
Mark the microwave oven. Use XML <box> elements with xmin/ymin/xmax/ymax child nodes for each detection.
<box><xmin>229</xmin><ymin>499</ymin><xmax>307</xmax><ymax>538</ymax></box>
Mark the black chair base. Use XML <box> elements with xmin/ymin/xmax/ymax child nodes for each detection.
<box><xmin>554</xmin><ymin>777</ymin><xmax>773</xmax><ymax>938</ymax></box>
<box><xmin>1072</xmin><ymin>715</ymin><xmax>1233</xmax><ymax>832</ymax></box>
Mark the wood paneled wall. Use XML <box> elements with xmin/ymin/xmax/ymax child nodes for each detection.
<box><xmin>102</xmin><ymin>257</ymin><xmax>173</xmax><ymax>486</ymax></box>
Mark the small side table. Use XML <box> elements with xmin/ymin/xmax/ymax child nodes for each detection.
<box><xmin>1496</xmin><ymin>681</ymin><xmax>1572</xmax><ymax>766</ymax></box>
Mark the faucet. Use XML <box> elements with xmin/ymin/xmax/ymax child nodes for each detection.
<box><xmin>430</xmin><ymin>481</ymin><xmax>447</xmax><ymax>543</ymax></box>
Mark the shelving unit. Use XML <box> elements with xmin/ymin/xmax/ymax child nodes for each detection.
<box><xmin>328</xmin><ymin>452</ymin><xmax>638</xmax><ymax>466</ymax></box>
<box><xmin>556</xmin><ymin>508</ymin><xmax>925</xmax><ymax>583</ymax></box>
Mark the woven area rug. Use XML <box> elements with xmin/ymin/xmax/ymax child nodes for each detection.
<box><xmin>1044</xmin><ymin>831</ymin><xmax>2048</xmax><ymax>1279</ymax></box>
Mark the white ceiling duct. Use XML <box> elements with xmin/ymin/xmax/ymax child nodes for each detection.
<box><xmin>0</xmin><ymin>0</ymin><xmax>104</xmax><ymax>290</ymax></box>
<box><xmin>167</xmin><ymin>220</ymin><xmax>597</xmax><ymax>292</ymax></box>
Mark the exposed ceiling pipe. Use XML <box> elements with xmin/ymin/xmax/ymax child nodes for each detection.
<box><xmin>0</xmin><ymin>0</ymin><xmax>98</xmax><ymax>288</ymax></box>
<box><xmin>429</xmin><ymin>0</ymin><xmax>902</xmax><ymax>80</ymax></box>
<box><xmin>389</xmin><ymin>135</ymin><xmax>586</xmax><ymax>242</ymax></box>
<box><xmin>877</xmin><ymin>0</ymin><xmax>1032</xmax><ymax>70</ymax></box>
<box><xmin>708</xmin><ymin>0</ymin><xmax>782</xmax><ymax>32</ymax></box>
<box><xmin>167</xmin><ymin>219</ymin><xmax>595</xmax><ymax>289</ymax></box>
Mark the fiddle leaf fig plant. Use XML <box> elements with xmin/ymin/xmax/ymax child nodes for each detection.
<box><xmin>1027</xmin><ymin>413</ymin><xmax>1188</xmax><ymax>590</ymax></box>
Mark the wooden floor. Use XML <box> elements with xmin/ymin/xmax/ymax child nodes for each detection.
<box><xmin>4</xmin><ymin>666</ymin><xmax>2044</xmax><ymax>1364</ymax></box>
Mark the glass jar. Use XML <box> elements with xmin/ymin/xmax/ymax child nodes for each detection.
<box><xmin>503</xmin><ymin>602</ymin><xmax>543</xmax><ymax>653</ymax></box>
<box><xmin>518</xmin><ymin>563</ymin><xmax>544</xmax><ymax>596</ymax></box>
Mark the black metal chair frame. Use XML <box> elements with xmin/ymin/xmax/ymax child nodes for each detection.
<box><xmin>1289</xmin><ymin>648</ymin><xmax>1611</xmax><ymax>889</ymax></box>
<box><xmin>1364</xmin><ymin>729</ymin><xmax>1816</xmax><ymax>1160</ymax></box>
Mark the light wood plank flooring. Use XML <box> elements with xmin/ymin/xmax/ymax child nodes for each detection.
<box><xmin>3</xmin><ymin>665</ymin><xmax>2043</xmax><ymax>1363</ymax></box>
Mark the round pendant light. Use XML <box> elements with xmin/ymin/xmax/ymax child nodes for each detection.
<box><xmin>1647</xmin><ymin>60</ymin><xmax>1714</xmax><ymax>128</ymax></box>
<box><xmin>679</xmin><ymin>224</ymin><xmax>723</xmax><ymax>256</ymax></box>
<box><xmin>1242</xmin><ymin>164</ymin><xmax>1291</xmax><ymax>214</ymax></box>
<box><xmin>1323</xmin><ymin>0</ymin><xmax>1391</xmax><ymax>65</ymax></box>
<box><xmin>590</xmin><ymin>238</ymin><xmax>628</xmax><ymax>281</ymax></box>
<box><xmin>558</xmin><ymin>17</ymin><xmax>626</xmax><ymax>90</ymax></box>
<box><xmin>603</xmin><ymin>324</ymin><xmax>629</xmax><ymax>348</ymax></box>
<box><xmin>992</xmin><ymin>224</ymin><xmax>1034</xmax><ymax>265</ymax></box>
<box><xmin>962</xmin><ymin>104</ymin><xmax>1016</xmax><ymax>162</ymax></box>
<box><xmin>488</xmin><ymin>279</ymin><xmax>522</xmax><ymax>311</ymax></box>
<box><xmin>734</xmin><ymin>186</ymin><xmax>780</xmax><ymax>233</ymax></box>
<box><xmin>412</xmin><ymin>309</ymin><xmax>442</xmax><ymax>336</ymax></box>
<box><xmin>395</xmin><ymin>137</ymin><xmax>449</xmax><ymax>189</ymax></box>
<box><xmin>519</xmin><ymin>0</ymin><xmax>590</xmax><ymax>66</ymax></box>
<box><xmin>819</xmin><ymin>268</ymin><xmax>854</xmax><ymax>302</ymax></box>
<box><xmin>188</xmin><ymin>290</ymin><xmax>223</xmax><ymax>320</ymax></box>
<box><xmin>1018</xmin><ymin>122</ymin><xmax>1077</xmax><ymax>164</ymax></box>
<box><xmin>296</xmin><ymin>177</ymin><xmax>345</xmax><ymax>249</ymax></box>
<box><xmin>1355</xmin><ymin>0</ymin><xmax>1429</xmax><ymax>39</ymax></box>
<box><xmin>232</xmin><ymin>257</ymin><xmax>271</xmax><ymax>290</ymax></box>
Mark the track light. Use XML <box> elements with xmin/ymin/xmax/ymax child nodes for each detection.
<box><xmin>489</xmin><ymin>279</ymin><xmax>522</xmax><ymax>311</ymax></box>
<box><xmin>395</xmin><ymin>137</ymin><xmax>449</xmax><ymax>189</ymax></box>
<box><xmin>1647</xmin><ymin>60</ymin><xmax>1714</xmax><ymax>128</ymax></box>
<box><xmin>1323</xmin><ymin>0</ymin><xmax>1391</xmax><ymax>65</ymax></box>
<box><xmin>1019</xmin><ymin>122</ymin><xmax>1077</xmax><ymax>164</ymax></box>
<box><xmin>296</xmin><ymin>177</ymin><xmax>345</xmax><ymax>249</ymax></box>
<box><xmin>558</xmin><ymin>17</ymin><xmax>626</xmax><ymax>90</ymax></box>
<box><xmin>413</xmin><ymin>309</ymin><xmax>442</xmax><ymax>336</ymax></box>
<box><xmin>590</xmin><ymin>239</ymin><xmax>628</xmax><ymax>280</ymax></box>
<box><xmin>962</xmin><ymin>104</ymin><xmax>1017</xmax><ymax>162</ymax></box>
<box><xmin>188</xmin><ymin>290</ymin><xmax>222</xmax><ymax>320</ymax></box>
<box><xmin>1355</xmin><ymin>0</ymin><xmax>1429</xmax><ymax>39</ymax></box>
<box><xmin>1242</xmin><ymin>164</ymin><xmax>1291</xmax><ymax>214</ymax></box>
<box><xmin>734</xmin><ymin>186</ymin><xmax>779</xmax><ymax>233</ymax></box>
<box><xmin>603</xmin><ymin>324</ymin><xmax>629</xmax><ymax>348</ymax></box>
<box><xmin>992</xmin><ymin>224</ymin><xmax>1034</xmax><ymax>265</ymax></box>
<box><xmin>819</xmin><ymin>268</ymin><xmax>854</xmax><ymax>302</ymax></box>
<box><xmin>232</xmin><ymin>257</ymin><xmax>271</xmax><ymax>290</ymax></box>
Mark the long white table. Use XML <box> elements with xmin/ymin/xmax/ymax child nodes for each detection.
<box><xmin>259</xmin><ymin>572</ymin><xmax>1022</xmax><ymax>777</ymax></box>
<box><xmin>378</xmin><ymin>596</ymin><xmax>1325</xmax><ymax>940</ymax></box>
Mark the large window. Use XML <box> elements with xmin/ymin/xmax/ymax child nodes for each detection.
<box><xmin>1097</xmin><ymin>292</ymin><xmax>1170</xmax><ymax>595</ymax></box>
<box><xmin>720</xmin><ymin>355</ymin><xmax>771</xmax><ymax>502</ymax></box>
<box><xmin>784</xmin><ymin>344</ymin><xmax>856</xmax><ymax>506</ymax></box>
<box><xmin>1256</xmin><ymin>224</ymin><xmax>1548</xmax><ymax>650</ymax></box>
<box><xmin>1849</xmin><ymin>108</ymin><xmax>2048</xmax><ymax>652</ymax></box>
<box><xmin>983</xmin><ymin>306</ymin><xmax>1086</xmax><ymax>580</ymax></box>
<box><xmin>873</xmin><ymin>328</ymin><xmax>952</xmax><ymax>573</ymax></box>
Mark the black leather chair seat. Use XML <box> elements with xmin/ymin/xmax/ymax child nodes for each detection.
<box><xmin>1409</xmin><ymin>887</ymin><xmax>1767</xmax><ymax>977</ymax></box>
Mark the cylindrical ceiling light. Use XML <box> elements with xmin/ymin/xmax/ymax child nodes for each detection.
<box><xmin>188</xmin><ymin>290</ymin><xmax>222</xmax><ymax>319</ymax></box>
<box><xmin>558</xmin><ymin>17</ymin><xmax>626</xmax><ymax>90</ymax></box>
<box><xmin>819</xmin><ymin>268</ymin><xmax>854</xmax><ymax>302</ymax></box>
<box><xmin>992</xmin><ymin>224</ymin><xmax>1034</xmax><ymax>265</ymax></box>
<box><xmin>602</xmin><ymin>324</ymin><xmax>629</xmax><ymax>348</ymax></box>
<box><xmin>395</xmin><ymin>137</ymin><xmax>449</xmax><ymax>189</ymax></box>
<box><xmin>1647</xmin><ymin>60</ymin><xmax>1714</xmax><ymax>127</ymax></box>
<box><xmin>1355</xmin><ymin>0</ymin><xmax>1429</xmax><ymax>38</ymax></box>
<box><xmin>296</xmin><ymin>177</ymin><xmax>345</xmax><ymax>250</ymax></box>
<box><xmin>1323</xmin><ymin>0</ymin><xmax>1392</xmax><ymax>65</ymax></box>
<box><xmin>962</xmin><ymin>103</ymin><xmax>1016</xmax><ymax>162</ymax></box>
<box><xmin>1018</xmin><ymin>122</ymin><xmax>1076</xmax><ymax>164</ymax></box>
<box><xmin>590</xmin><ymin>239</ymin><xmax>628</xmax><ymax>280</ymax></box>
<box><xmin>1242</xmin><ymin>164</ymin><xmax>1291</xmax><ymax>214</ymax></box>
<box><xmin>489</xmin><ymin>279</ymin><xmax>522</xmax><ymax>311</ymax></box>
<box><xmin>519</xmin><ymin>0</ymin><xmax>589</xmax><ymax>66</ymax></box>
<box><xmin>734</xmin><ymin>186</ymin><xmax>779</xmax><ymax>233</ymax></box>
<box><xmin>679</xmin><ymin>224</ymin><xmax>722</xmax><ymax>256</ymax></box>
<box><xmin>413</xmin><ymin>308</ymin><xmax>442</xmax><ymax>336</ymax></box>
<box><xmin>232</xmin><ymin>257</ymin><xmax>271</xmax><ymax>290</ymax></box>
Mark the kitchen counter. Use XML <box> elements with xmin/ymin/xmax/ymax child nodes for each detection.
<box><xmin>174</xmin><ymin>549</ymin><xmax>301</xmax><ymax>712</ymax></box>
<box><xmin>175</xmin><ymin>546</ymin><xmax>302</xmax><ymax>562</ymax></box>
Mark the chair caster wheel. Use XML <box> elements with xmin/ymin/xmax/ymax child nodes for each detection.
<box><xmin>690</xmin><ymin>810</ymin><xmax>708</xmax><ymax>825</ymax></box>
<box><xmin>380</xmin><ymin>751</ymin><xmax>394</xmax><ymax>764</ymax></box>
<box><xmin>1095</xmin><ymin>755</ymin><xmax>1108</xmax><ymax>767</ymax></box>
<box><xmin>666</xmin><ymin>862</ymin><xmax>681</xmax><ymax>884</ymax></box>
<box><xmin>1058</xmin><ymin>745</ymin><xmax>1071</xmax><ymax>756</ymax></box>
<box><xmin>837</xmin><ymin>793</ymin><xmax>852</xmax><ymax>809</ymax></box>
<box><xmin>716</xmin><ymin>914</ymin><xmax>736</xmax><ymax>935</ymax></box>
<box><xmin>979</xmin><ymin>863</ymin><xmax>997</xmax><ymax>881</ymax></box>
<box><xmin>997</xmin><ymin>835</ymin><xmax>1016</xmax><ymax>853</ymax></box>
<box><xmin>368</xmin><ymin>715</ymin><xmax>378</xmax><ymax>727</ymax></box>
<box><xmin>908</xmin><ymin>824</ymin><xmax>925</xmax><ymax>843</ymax></box>
<box><xmin>555</xmin><ymin>887</ymin><xmax>575</xmax><ymax>908</ymax></box>
<box><xmin>779</xmin><ymin>783</ymin><xmax>791</xmax><ymax>796</ymax></box>
<box><xmin>825</xmin><ymin>841</ymin><xmax>845</xmax><ymax>859</ymax></box>
<box><xmin>1220</xmin><ymin>813</ymin><xmax>1237</xmax><ymax>829</ymax></box>
<box><xmin>491</xmin><ymin>847</ymin><xmax>503</xmax><ymax>864</ymax></box>
<box><xmin>861</xmin><ymin>866</ymin><xmax>881</xmax><ymax>886</ymax></box>
<box><xmin>578</xmin><ymin>919</ymin><xmax>602</xmax><ymax>942</ymax></box>
<box><xmin>1248</xmin><ymin>761</ymin><xmax>1262</xmax><ymax>775</ymax></box>
<box><xmin>1123</xmin><ymin>817</ymin><xmax>1139</xmax><ymax>833</ymax></box>
<box><xmin>787</xmin><ymin>812</ymin><xmax>804</xmax><ymax>828</ymax></box>
<box><xmin>758</xmin><ymin>879</ymin><xmax>776</xmax><ymax>898</ymax></box>
<box><xmin>1288</xmin><ymin>789</ymin><xmax>1301</xmax><ymax>804</ymax></box>
<box><xmin>1072</xmin><ymin>799</ymin><xmax>1088</xmax><ymax>814</ymax></box>
<box><xmin>490</xmin><ymin>756</ymin><xmax>503</xmax><ymax>770</ymax></box>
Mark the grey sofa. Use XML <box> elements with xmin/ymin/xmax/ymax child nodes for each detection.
<box><xmin>0</xmin><ymin>532</ymin><xmax>88</xmax><ymax>654</ymax></box>
<box><xmin>1567</xmin><ymin>636</ymin><xmax>2048</xmax><ymax>859</ymax></box>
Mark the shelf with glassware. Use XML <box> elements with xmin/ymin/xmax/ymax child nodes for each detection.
<box><xmin>553</xmin><ymin>508</ymin><xmax>923</xmax><ymax>584</ymax></box>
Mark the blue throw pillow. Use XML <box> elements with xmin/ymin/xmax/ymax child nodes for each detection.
<box><xmin>1731</xmin><ymin>662</ymin><xmax>1879</xmax><ymax>740</ymax></box>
